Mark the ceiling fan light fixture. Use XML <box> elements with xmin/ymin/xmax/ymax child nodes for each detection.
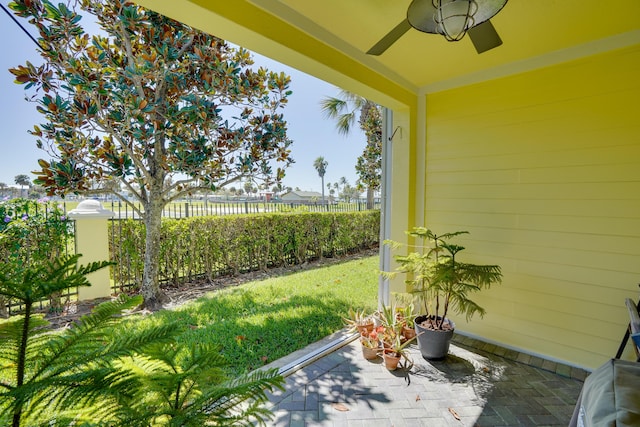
<box><xmin>432</xmin><ymin>0</ymin><xmax>478</xmax><ymax>41</ymax></box>
<box><xmin>367</xmin><ymin>0</ymin><xmax>508</xmax><ymax>56</ymax></box>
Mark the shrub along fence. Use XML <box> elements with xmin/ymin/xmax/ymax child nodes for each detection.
<box><xmin>110</xmin><ymin>210</ymin><xmax>380</xmax><ymax>293</ymax></box>
<box><xmin>0</xmin><ymin>198</ymin><xmax>75</xmax><ymax>315</ymax></box>
<box><xmin>1</xmin><ymin>198</ymin><xmax>380</xmax><ymax>314</ymax></box>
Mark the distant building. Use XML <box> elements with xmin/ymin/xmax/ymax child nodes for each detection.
<box><xmin>280</xmin><ymin>190</ymin><xmax>324</xmax><ymax>204</ymax></box>
<box><xmin>260</xmin><ymin>191</ymin><xmax>274</xmax><ymax>202</ymax></box>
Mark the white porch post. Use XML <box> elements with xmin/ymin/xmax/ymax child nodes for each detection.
<box><xmin>378</xmin><ymin>107</ymin><xmax>394</xmax><ymax>309</ymax></box>
<box><xmin>68</xmin><ymin>199</ymin><xmax>115</xmax><ymax>300</ymax></box>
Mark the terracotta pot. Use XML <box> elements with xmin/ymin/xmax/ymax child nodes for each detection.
<box><xmin>361</xmin><ymin>342</ymin><xmax>379</xmax><ymax>360</ymax></box>
<box><xmin>382</xmin><ymin>349</ymin><xmax>401</xmax><ymax>370</ymax></box>
<box><xmin>356</xmin><ymin>322</ymin><xmax>374</xmax><ymax>336</ymax></box>
<box><xmin>402</xmin><ymin>325</ymin><xmax>416</xmax><ymax>340</ymax></box>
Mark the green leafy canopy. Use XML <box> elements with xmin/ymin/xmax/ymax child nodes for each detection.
<box><xmin>8</xmin><ymin>0</ymin><xmax>295</xmax><ymax>308</ymax></box>
<box><xmin>9</xmin><ymin>0</ymin><xmax>293</xmax><ymax>199</ymax></box>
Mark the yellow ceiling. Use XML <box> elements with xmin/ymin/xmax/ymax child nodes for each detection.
<box><xmin>135</xmin><ymin>0</ymin><xmax>640</xmax><ymax>107</ymax></box>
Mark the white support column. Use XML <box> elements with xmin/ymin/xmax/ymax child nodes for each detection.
<box><xmin>378</xmin><ymin>107</ymin><xmax>394</xmax><ymax>309</ymax></box>
<box><xmin>68</xmin><ymin>199</ymin><xmax>115</xmax><ymax>300</ymax></box>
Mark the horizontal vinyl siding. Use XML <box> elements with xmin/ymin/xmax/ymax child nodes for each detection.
<box><xmin>424</xmin><ymin>45</ymin><xmax>640</xmax><ymax>370</ymax></box>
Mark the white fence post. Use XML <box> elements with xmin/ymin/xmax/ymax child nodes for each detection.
<box><xmin>68</xmin><ymin>200</ymin><xmax>115</xmax><ymax>301</ymax></box>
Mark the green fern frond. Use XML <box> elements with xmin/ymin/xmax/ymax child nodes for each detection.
<box><xmin>109</xmin><ymin>341</ymin><xmax>284</xmax><ymax>426</ymax></box>
<box><xmin>0</xmin><ymin>254</ymin><xmax>111</xmax><ymax>304</ymax></box>
<box><xmin>1</xmin><ymin>250</ymin><xmax>283</xmax><ymax>425</ymax></box>
<box><xmin>26</xmin><ymin>296</ymin><xmax>142</xmax><ymax>380</ymax></box>
<box><xmin>203</xmin><ymin>367</ymin><xmax>284</xmax><ymax>412</ymax></box>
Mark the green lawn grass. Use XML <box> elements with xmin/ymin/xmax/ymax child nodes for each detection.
<box><xmin>0</xmin><ymin>253</ymin><xmax>378</xmax><ymax>424</ymax></box>
<box><xmin>128</xmin><ymin>254</ymin><xmax>379</xmax><ymax>375</ymax></box>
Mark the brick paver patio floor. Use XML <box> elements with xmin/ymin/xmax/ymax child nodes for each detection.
<box><xmin>264</xmin><ymin>334</ymin><xmax>586</xmax><ymax>427</ymax></box>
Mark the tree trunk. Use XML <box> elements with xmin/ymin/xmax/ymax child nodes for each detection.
<box><xmin>49</xmin><ymin>291</ymin><xmax>62</xmax><ymax>313</ymax></box>
<box><xmin>13</xmin><ymin>300</ymin><xmax>32</xmax><ymax>427</ymax></box>
<box><xmin>366</xmin><ymin>187</ymin><xmax>374</xmax><ymax>210</ymax></box>
<box><xmin>0</xmin><ymin>296</ymin><xmax>7</xmax><ymax>318</ymax></box>
<box><xmin>140</xmin><ymin>197</ymin><xmax>167</xmax><ymax>311</ymax></box>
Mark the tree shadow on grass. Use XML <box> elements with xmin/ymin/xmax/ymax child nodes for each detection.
<box><xmin>145</xmin><ymin>289</ymin><xmax>361</xmax><ymax>374</ymax></box>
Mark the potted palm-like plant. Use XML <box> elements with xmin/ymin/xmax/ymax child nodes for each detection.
<box><xmin>385</xmin><ymin>228</ymin><xmax>502</xmax><ymax>359</ymax></box>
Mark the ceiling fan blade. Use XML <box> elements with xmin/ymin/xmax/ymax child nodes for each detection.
<box><xmin>366</xmin><ymin>19</ymin><xmax>412</xmax><ymax>56</ymax></box>
<box><xmin>467</xmin><ymin>20</ymin><xmax>502</xmax><ymax>54</ymax></box>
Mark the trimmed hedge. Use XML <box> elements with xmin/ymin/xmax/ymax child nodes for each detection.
<box><xmin>110</xmin><ymin>210</ymin><xmax>380</xmax><ymax>291</ymax></box>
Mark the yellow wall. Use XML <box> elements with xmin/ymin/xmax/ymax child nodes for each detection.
<box><xmin>423</xmin><ymin>45</ymin><xmax>640</xmax><ymax>370</ymax></box>
<box><xmin>131</xmin><ymin>0</ymin><xmax>639</xmax><ymax>370</ymax></box>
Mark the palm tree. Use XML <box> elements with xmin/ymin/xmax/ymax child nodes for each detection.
<box><xmin>272</xmin><ymin>183</ymin><xmax>284</xmax><ymax>197</ymax></box>
<box><xmin>341</xmin><ymin>183</ymin><xmax>360</xmax><ymax>203</ymax></box>
<box><xmin>313</xmin><ymin>156</ymin><xmax>328</xmax><ymax>203</ymax></box>
<box><xmin>243</xmin><ymin>181</ymin><xmax>254</xmax><ymax>198</ymax></box>
<box><xmin>320</xmin><ymin>90</ymin><xmax>382</xmax><ymax>209</ymax></box>
<box><xmin>339</xmin><ymin>176</ymin><xmax>348</xmax><ymax>199</ymax></box>
<box><xmin>14</xmin><ymin>174</ymin><xmax>31</xmax><ymax>198</ymax></box>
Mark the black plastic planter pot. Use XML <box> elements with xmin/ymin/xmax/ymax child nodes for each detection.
<box><xmin>414</xmin><ymin>315</ymin><xmax>455</xmax><ymax>360</ymax></box>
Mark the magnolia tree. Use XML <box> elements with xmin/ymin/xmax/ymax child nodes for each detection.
<box><xmin>9</xmin><ymin>0</ymin><xmax>294</xmax><ymax>309</ymax></box>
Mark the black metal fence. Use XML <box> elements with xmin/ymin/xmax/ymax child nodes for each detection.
<box><xmin>103</xmin><ymin>199</ymin><xmax>380</xmax><ymax>219</ymax></box>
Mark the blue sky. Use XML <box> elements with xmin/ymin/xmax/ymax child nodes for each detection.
<box><xmin>0</xmin><ymin>0</ymin><xmax>366</xmax><ymax>193</ymax></box>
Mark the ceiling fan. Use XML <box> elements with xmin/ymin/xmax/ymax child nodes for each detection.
<box><xmin>367</xmin><ymin>0</ymin><xmax>508</xmax><ymax>55</ymax></box>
